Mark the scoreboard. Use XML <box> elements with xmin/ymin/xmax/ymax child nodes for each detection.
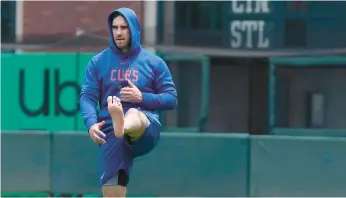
<box><xmin>229</xmin><ymin>0</ymin><xmax>271</xmax><ymax>49</ymax></box>
<box><xmin>174</xmin><ymin>1</ymin><xmax>346</xmax><ymax>50</ymax></box>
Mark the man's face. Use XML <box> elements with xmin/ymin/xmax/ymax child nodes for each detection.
<box><xmin>112</xmin><ymin>15</ymin><xmax>131</xmax><ymax>52</ymax></box>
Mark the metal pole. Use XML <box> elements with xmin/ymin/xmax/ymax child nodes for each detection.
<box><xmin>268</xmin><ymin>60</ymin><xmax>276</xmax><ymax>134</ymax></box>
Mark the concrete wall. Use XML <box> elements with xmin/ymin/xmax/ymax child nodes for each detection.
<box><xmin>276</xmin><ymin>67</ymin><xmax>346</xmax><ymax>129</ymax></box>
<box><xmin>174</xmin><ymin>58</ymin><xmax>269</xmax><ymax>134</ymax></box>
<box><xmin>176</xmin><ymin>59</ymin><xmax>346</xmax><ymax>133</ymax></box>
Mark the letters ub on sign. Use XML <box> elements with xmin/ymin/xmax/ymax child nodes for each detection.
<box><xmin>230</xmin><ymin>0</ymin><xmax>270</xmax><ymax>49</ymax></box>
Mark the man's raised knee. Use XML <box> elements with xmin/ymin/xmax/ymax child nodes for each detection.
<box><xmin>124</xmin><ymin>108</ymin><xmax>149</xmax><ymax>140</ymax></box>
<box><xmin>124</xmin><ymin>108</ymin><xmax>148</xmax><ymax>126</ymax></box>
<box><xmin>125</xmin><ymin>108</ymin><xmax>139</xmax><ymax>116</ymax></box>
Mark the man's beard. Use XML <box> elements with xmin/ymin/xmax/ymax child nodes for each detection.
<box><xmin>116</xmin><ymin>41</ymin><xmax>130</xmax><ymax>52</ymax></box>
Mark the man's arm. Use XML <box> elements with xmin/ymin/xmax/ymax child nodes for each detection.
<box><xmin>141</xmin><ymin>59</ymin><xmax>178</xmax><ymax>110</ymax></box>
<box><xmin>80</xmin><ymin>58</ymin><xmax>100</xmax><ymax>130</ymax></box>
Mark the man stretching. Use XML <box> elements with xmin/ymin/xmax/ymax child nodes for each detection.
<box><xmin>80</xmin><ymin>7</ymin><xmax>178</xmax><ymax>197</ymax></box>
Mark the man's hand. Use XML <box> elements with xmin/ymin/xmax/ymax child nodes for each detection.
<box><xmin>120</xmin><ymin>80</ymin><xmax>143</xmax><ymax>103</ymax></box>
<box><xmin>89</xmin><ymin>121</ymin><xmax>106</xmax><ymax>144</ymax></box>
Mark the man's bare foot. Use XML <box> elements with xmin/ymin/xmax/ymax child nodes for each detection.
<box><xmin>107</xmin><ymin>96</ymin><xmax>125</xmax><ymax>138</ymax></box>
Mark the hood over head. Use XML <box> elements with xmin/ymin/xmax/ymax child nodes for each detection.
<box><xmin>108</xmin><ymin>7</ymin><xmax>141</xmax><ymax>55</ymax></box>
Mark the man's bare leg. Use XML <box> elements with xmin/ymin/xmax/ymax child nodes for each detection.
<box><xmin>123</xmin><ymin>108</ymin><xmax>149</xmax><ymax>141</ymax></box>
<box><xmin>107</xmin><ymin>96</ymin><xmax>149</xmax><ymax>139</ymax></box>
<box><xmin>102</xmin><ymin>185</ymin><xmax>127</xmax><ymax>197</ymax></box>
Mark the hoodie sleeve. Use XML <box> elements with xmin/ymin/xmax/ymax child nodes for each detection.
<box><xmin>80</xmin><ymin>58</ymin><xmax>100</xmax><ymax>130</ymax></box>
<box><xmin>141</xmin><ymin>59</ymin><xmax>178</xmax><ymax>110</ymax></box>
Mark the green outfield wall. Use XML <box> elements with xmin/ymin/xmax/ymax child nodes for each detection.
<box><xmin>2</xmin><ymin>131</ymin><xmax>346</xmax><ymax>197</ymax></box>
<box><xmin>1</xmin><ymin>53</ymin><xmax>210</xmax><ymax>133</ymax></box>
<box><xmin>1</xmin><ymin>53</ymin><xmax>94</xmax><ymax>132</ymax></box>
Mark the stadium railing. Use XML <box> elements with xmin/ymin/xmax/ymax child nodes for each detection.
<box><xmin>158</xmin><ymin>52</ymin><xmax>210</xmax><ymax>132</ymax></box>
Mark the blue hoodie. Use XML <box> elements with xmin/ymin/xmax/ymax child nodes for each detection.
<box><xmin>80</xmin><ymin>8</ymin><xmax>178</xmax><ymax>133</ymax></box>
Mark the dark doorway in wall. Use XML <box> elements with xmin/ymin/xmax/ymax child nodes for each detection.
<box><xmin>206</xmin><ymin>57</ymin><xmax>269</xmax><ymax>134</ymax></box>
